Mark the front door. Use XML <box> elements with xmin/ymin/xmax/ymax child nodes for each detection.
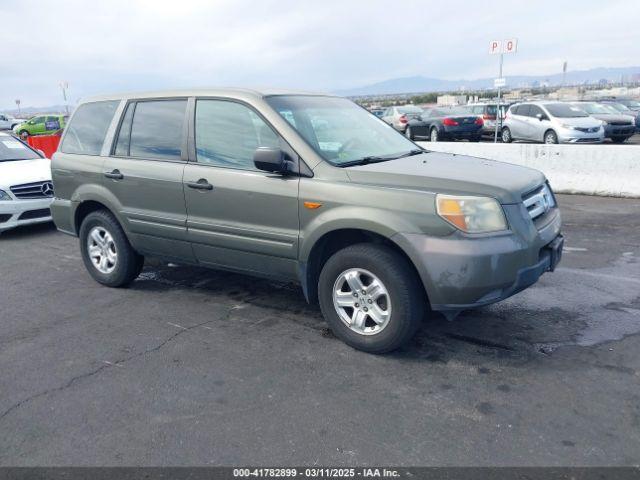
<box><xmin>183</xmin><ymin>98</ymin><xmax>300</xmax><ymax>281</ymax></box>
<box><xmin>103</xmin><ymin>98</ymin><xmax>194</xmax><ymax>261</ymax></box>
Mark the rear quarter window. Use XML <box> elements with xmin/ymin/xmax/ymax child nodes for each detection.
<box><xmin>60</xmin><ymin>101</ymin><xmax>119</xmax><ymax>155</ymax></box>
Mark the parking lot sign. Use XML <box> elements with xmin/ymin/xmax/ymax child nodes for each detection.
<box><xmin>489</xmin><ymin>40</ymin><xmax>502</xmax><ymax>54</ymax></box>
<box><xmin>503</xmin><ymin>38</ymin><xmax>518</xmax><ymax>54</ymax></box>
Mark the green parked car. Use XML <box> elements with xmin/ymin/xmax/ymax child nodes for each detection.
<box><xmin>13</xmin><ymin>114</ymin><xmax>67</xmax><ymax>137</ymax></box>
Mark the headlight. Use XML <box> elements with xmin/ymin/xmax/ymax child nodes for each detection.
<box><xmin>560</xmin><ymin>123</ymin><xmax>578</xmax><ymax>130</ymax></box>
<box><xmin>436</xmin><ymin>194</ymin><xmax>507</xmax><ymax>233</ymax></box>
<box><xmin>0</xmin><ymin>189</ymin><xmax>13</xmax><ymax>201</ymax></box>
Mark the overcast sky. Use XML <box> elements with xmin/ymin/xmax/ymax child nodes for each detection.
<box><xmin>1</xmin><ymin>0</ymin><xmax>639</xmax><ymax>109</ymax></box>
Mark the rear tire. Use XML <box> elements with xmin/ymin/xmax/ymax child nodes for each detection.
<box><xmin>79</xmin><ymin>210</ymin><xmax>144</xmax><ymax>287</ymax></box>
<box><xmin>405</xmin><ymin>126</ymin><xmax>413</xmax><ymax>140</ymax></box>
<box><xmin>501</xmin><ymin>127</ymin><xmax>512</xmax><ymax>143</ymax></box>
<box><xmin>318</xmin><ymin>243</ymin><xmax>424</xmax><ymax>354</ymax></box>
<box><xmin>544</xmin><ymin>130</ymin><xmax>558</xmax><ymax>144</ymax></box>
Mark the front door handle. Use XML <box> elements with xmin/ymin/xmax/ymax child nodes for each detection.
<box><xmin>186</xmin><ymin>179</ymin><xmax>213</xmax><ymax>191</ymax></box>
<box><xmin>104</xmin><ymin>169</ymin><xmax>124</xmax><ymax>180</ymax></box>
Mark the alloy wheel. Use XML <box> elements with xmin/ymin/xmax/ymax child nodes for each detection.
<box><xmin>332</xmin><ymin>268</ymin><xmax>392</xmax><ymax>335</ymax></box>
<box><xmin>87</xmin><ymin>226</ymin><xmax>118</xmax><ymax>274</ymax></box>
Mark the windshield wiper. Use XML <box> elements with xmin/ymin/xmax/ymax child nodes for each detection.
<box><xmin>339</xmin><ymin>149</ymin><xmax>426</xmax><ymax>168</ymax></box>
<box><xmin>338</xmin><ymin>156</ymin><xmax>394</xmax><ymax>167</ymax></box>
<box><xmin>394</xmin><ymin>149</ymin><xmax>425</xmax><ymax>159</ymax></box>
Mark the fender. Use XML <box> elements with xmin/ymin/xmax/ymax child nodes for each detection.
<box><xmin>70</xmin><ymin>183</ymin><xmax>127</xmax><ymax>234</ymax></box>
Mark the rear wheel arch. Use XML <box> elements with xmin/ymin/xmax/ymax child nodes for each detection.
<box><xmin>302</xmin><ymin>228</ymin><xmax>428</xmax><ymax>307</ymax></box>
<box><xmin>74</xmin><ymin>200</ymin><xmax>117</xmax><ymax>235</ymax></box>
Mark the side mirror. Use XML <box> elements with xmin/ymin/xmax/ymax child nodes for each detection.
<box><xmin>536</xmin><ymin>113</ymin><xmax>546</xmax><ymax>121</ymax></box>
<box><xmin>253</xmin><ymin>147</ymin><xmax>292</xmax><ymax>174</ymax></box>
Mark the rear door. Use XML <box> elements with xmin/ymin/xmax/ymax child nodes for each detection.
<box><xmin>104</xmin><ymin>98</ymin><xmax>194</xmax><ymax>261</ymax></box>
<box><xmin>510</xmin><ymin>105</ymin><xmax>531</xmax><ymax>140</ymax></box>
<box><xmin>183</xmin><ymin>98</ymin><xmax>300</xmax><ymax>281</ymax></box>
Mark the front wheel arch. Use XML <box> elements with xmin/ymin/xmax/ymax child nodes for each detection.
<box><xmin>302</xmin><ymin>228</ymin><xmax>428</xmax><ymax>308</ymax></box>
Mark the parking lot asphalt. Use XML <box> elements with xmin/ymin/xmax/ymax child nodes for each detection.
<box><xmin>1</xmin><ymin>194</ymin><xmax>639</xmax><ymax>466</ymax></box>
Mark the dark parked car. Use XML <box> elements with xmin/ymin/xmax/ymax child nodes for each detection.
<box><xmin>405</xmin><ymin>107</ymin><xmax>483</xmax><ymax>142</ymax></box>
<box><xmin>570</xmin><ymin>102</ymin><xmax>635</xmax><ymax>143</ymax></box>
<box><xmin>599</xmin><ymin>100</ymin><xmax>640</xmax><ymax>133</ymax></box>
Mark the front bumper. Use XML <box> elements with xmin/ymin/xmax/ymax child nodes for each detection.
<box><xmin>0</xmin><ymin>198</ymin><xmax>54</xmax><ymax>232</ymax></box>
<box><xmin>393</xmin><ymin>205</ymin><xmax>562</xmax><ymax>311</ymax></box>
<box><xmin>557</xmin><ymin>128</ymin><xmax>604</xmax><ymax>143</ymax></box>
<box><xmin>604</xmin><ymin>125</ymin><xmax>635</xmax><ymax>139</ymax></box>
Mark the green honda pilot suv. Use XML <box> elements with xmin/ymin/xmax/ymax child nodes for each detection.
<box><xmin>50</xmin><ymin>89</ymin><xmax>563</xmax><ymax>353</ymax></box>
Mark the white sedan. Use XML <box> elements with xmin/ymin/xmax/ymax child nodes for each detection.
<box><xmin>0</xmin><ymin>132</ymin><xmax>54</xmax><ymax>233</ymax></box>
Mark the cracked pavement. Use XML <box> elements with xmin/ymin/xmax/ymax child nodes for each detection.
<box><xmin>0</xmin><ymin>194</ymin><xmax>639</xmax><ymax>466</ymax></box>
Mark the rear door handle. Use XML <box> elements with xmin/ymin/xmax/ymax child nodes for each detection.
<box><xmin>186</xmin><ymin>179</ymin><xmax>213</xmax><ymax>191</ymax></box>
<box><xmin>104</xmin><ymin>169</ymin><xmax>124</xmax><ymax>180</ymax></box>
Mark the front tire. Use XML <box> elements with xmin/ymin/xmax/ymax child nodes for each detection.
<box><xmin>79</xmin><ymin>210</ymin><xmax>144</xmax><ymax>287</ymax></box>
<box><xmin>544</xmin><ymin>130</ymin><xmax>558</xmax><ymax>144</ymax></box>
<box><xmin>430</xmin><ymin>127</ymin><xmax>439</xmax><ymax>142</ymax></box>
<box><xmin>18</xmin><ymin>130</ymin><xmax>29</xmax><ymax>138</ymax></box>
<box><xmin>318</xmin><ymin>244</ymin><xmax>424</xmax><ymax>354</ymax></box>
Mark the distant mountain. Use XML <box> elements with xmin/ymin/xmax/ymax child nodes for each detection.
<box><xmin>2</xmin><ymin>104</ymin><xmax>71</xmax><ymax>116</ymax></box>
<box><xmin>334</xmin><ymin>66</ymin><xmax>640</xmax><ymax>97</ymax></box>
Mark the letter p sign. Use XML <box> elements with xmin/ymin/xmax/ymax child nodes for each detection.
<box><xmin>489</xmin><ymin>40</ymin><xmax>502</xmax><ymax>55</ymax></box>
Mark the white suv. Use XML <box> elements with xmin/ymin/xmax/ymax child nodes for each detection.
<box><xmin>0</xmin><ymin>133</ymin><xmax>54</xmax><ymax>233</ymax></box>
<box><xmin>502</xmin><ymin>101</ymin><xmax>604</xmax><ymax>144</ymax></box>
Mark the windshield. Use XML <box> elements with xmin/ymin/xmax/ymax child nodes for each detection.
<box><xmin>397</xmin><ymin>106</ymin><xmax>423</xmax><ymax>114</ymax></box>
<box><xmin>0</xmin><ymin>137</ymin><xmax>41</xmax><ymax>161</ymax></box>
<box><xmin>265</xmin><ymin>95</ymin><xmax>421</xmax><ymax>166</ymax></box>
<box><xmin>574</xmin><ymin>103</ymin><xmax>614</xmax><ymax>114</ymax></box>
<box><xmin>606</xmin><ymin>103</ymin><xmax>630</xmax><ymax>112</ymax></box>
<box><xmin>544</xmin><ymin>103</ymin><xmax>589</xmax><ymax>118</ymax></box>
<box><xmin>621</xmin><ymin>100</ymin><xmax>640</xmax><ymax>108</ymax></box>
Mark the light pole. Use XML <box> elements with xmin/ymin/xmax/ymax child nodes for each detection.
<box><xmin>59</xmin><ymin>81</ymin><xmax>69</xmax><ymax>115</ymax></box>
<box><xmin>15</xmin><ymin>99</ymin><xmax>21</xmax><ymax>117</ymax></box>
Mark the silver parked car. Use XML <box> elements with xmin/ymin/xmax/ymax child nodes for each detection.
<box><xmin>381</xmin><ymin>105</ymin><xmax>423</xmax><ymax>133</ymax></box>
<box><xmin>502</xmin><ymin>101</ymin><xmax>604</xmax><ymax>144</ymax></box>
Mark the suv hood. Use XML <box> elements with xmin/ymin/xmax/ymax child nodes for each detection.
<box><xmin>345</xmin><ymin>152</ymin><xmax>544</xmax><ymax>204</ymax></box>
<box><xmin>0</xmin><ymin>158</ymin><xmax>51</xmax><ymax>189</ymax></box>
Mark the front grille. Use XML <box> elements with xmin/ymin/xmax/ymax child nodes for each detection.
<box><xmin>0</xmin><ymin>214</ymin><xmax>12</xmax><ymax>224</ymax></box>
<box><xmin>523</xmin><ymin>184</ymin><xmax>555</xmax><ymax>221</ymax></box>
<box><xmin>18</xmin><ymin>209</ymin><xmax>51</xmax><ymax>220</ymax></box>
<box><xmin>610</xmin><ymin>121</ymin><xmax>632</xmax><ymax>126</ymax></box>
<box><xmin>575</xmin><ymin>126</ymin><xmax>599</xmax><ymax>133</ymax></box>
<box><xmin>10</xmin><ymin>181</ymin><xmax>54</xmax><ymax>199</ymax></box>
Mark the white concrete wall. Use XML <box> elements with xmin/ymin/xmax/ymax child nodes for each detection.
<box><xmin>416</xmin><ymin>141</ymin><xmax>640</xmax><ymax>198</ymax></box>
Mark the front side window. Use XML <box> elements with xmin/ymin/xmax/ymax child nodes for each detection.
<box><xmin>127</xmin><ymin>100</ymin><xmax>186</xmax><ymax>160</ymax></box>
<box><xmin>266</xmin><ymin>96</ymin><xmax>418</xmax><ymax>166</ymax></box>
<box><xmin>195</xmin><ymin>99</ymin><xmax>279</xmax><ymax>170</ymax></box>
<box><xmin>528</xmin><ymin>105</ymin><xmax>544</xmax><ymax>117</ymax></box>
<box><xmin>60</xmin><ymin>100</ymin><xmax>119</xmax><ymax>155</ymax></box>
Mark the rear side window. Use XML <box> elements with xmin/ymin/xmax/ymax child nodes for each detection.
<box><xmin>120</xmin><ymin>100</ymin><xmax>187</xmax><ymax>160</ymax></box>
<box><xmin>60</xmin><ymin>101</ymin><xmax>119</xmax><ymax>155</ymax></box>
<box><xmin>195</xmin><ymin>99</ymin><xmax>280</xmax><ymax>171</ymax></box>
